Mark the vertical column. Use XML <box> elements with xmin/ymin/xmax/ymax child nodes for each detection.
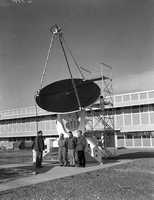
<box><xmin>114</xmin><ymin>132</ymin><xmax>118</xmax><ymax>148</ymax></box>
<box><xmin>92</xmin><ymin>114</ymin><xmax>95</xmax><ymax>130</ymax></box>
<box><xmin>130</xmin><ymin>106</ymin><xmax>133</xmax><ymax>128</ymax></box>
<box><xmin>150</xmin><ymin>134</ymin><xmax>153</xmax><ymax>147</ymax></box>
<box><xmin>132</xmin><ymin>135</ymin><xmax>135</xmax><ymax>147</ymax></box>
<box><xmin>124</xmin><ymin>134</ymin><xmax>126</xmax><ymax>147</ymax></box>
<box><xmin>139</xmin><ymin>105</ymin><xmax>142</xmax><ymax>126</ymax></box>
<box><xmin>122</xmin><ymin>111</ymin><xmax>125</xmax><ymax>131</ymax></box>
<box><xmin>148</xmin><ymin>104</ymin><xmax>150</xmax><ymax>125</ymax></box>
<box><xmin>141</xmin><ymin>135</ymin><xmax>143</xmax><ymax>147</ymax></box>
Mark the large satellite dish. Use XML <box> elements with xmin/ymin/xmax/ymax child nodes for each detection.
<box><xmin>35</xmin><ymin>78</ymin><xmax>100</xmax><ymax>113</ymax></box>
<box><xmin>35</xmin><ymin>25</ymin><xmax>101</xmax><ymax>113</ymax></box>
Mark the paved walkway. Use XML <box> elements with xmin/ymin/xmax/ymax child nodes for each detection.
<box><xmin>0</xmin><ymin>159</ymin><xmax>132</xmax><ymax>193</ymax></box>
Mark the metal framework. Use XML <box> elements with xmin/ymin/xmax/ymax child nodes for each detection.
<box><xmin>100</xmin><ymin>63</ymin><xmax>114</xmax><ymax>130</ymax></box>
<box><xmin>86</xmin><ymin>63</ymin><xmax>114</xmax><ymax>148</ymax></box>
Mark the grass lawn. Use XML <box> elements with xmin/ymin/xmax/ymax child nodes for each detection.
<box><xmin>0</xmin><ymin>148</ymin><xmax>154</xmax><ymax>200</ymax></box>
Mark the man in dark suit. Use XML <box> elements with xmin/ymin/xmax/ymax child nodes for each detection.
<box><xmin>32</xmin><ymin>130</ymin><xmax>45</xmax><ymax>169</ymax></box>
<box><xmin>76</xmin><ymin>130</ymin><xmax>87</xmax><ymax>167</ymax></box>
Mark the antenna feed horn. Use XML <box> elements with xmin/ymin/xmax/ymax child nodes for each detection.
<box><xmin>50</xmin><ymin>24</ymin><xmax>62</xmax><ymax>35</ymax></box>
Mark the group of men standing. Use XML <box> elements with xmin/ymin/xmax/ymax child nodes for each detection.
<box><xmin>58</xmin><ymin>130</ymin><xmax>87</xmax><ymax>167</ymax></box>
<box><xmin>32</xmin><ymin>129</ymin><xmax>88</xmax><ymax>173</ymax></box>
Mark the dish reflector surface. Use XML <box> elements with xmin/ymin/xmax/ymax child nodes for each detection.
<box><xmin>35</xmin><ymin>79</ymin><xmax>100</xmax><ymax>113</ymax></box>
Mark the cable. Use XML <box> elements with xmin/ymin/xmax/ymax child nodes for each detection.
<box><xmin>35</xmin><ymin>32</ymin><xmax>55</xmax><ymax>135</ymax></box>
<box><xmin>61</xmin><ymin>35</ymin><xmax>85</xmax><ymax>80</ymax></box>
<box><xmin>40</xmin><ymin>34</ymin><xmax>55</xmax><ymax>89</ymax></box>
<box><xmin>34</xmin><ymin>94</ymin><xmax>39</xmax><ymax>136</ymax></box>
<box><xmin>38</xmin><ymin>25</ymin><xmax>82</xmax><ymax>112</ymax></box>
<box><xmin>59</xmin><ymin>33</ymin><xmax>82</xmax><ymax>110</ymax></box>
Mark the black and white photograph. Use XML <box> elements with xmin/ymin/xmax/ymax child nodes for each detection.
<box><xmin>0</xmin><ymin>0</ymin><xmax>154</xmax><ymax>199</ymax></box>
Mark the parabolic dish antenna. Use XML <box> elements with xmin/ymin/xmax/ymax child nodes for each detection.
<box><xmin>35</xmin><ymin>78</ymin><xmax>100</xmax><ymax>113</ymax></box>
<box><xmin>35</xmin><ymin>25</ymin><xmax>101</xmax><ymax>114</ymax></box>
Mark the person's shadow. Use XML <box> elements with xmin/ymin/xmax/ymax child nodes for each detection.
<box><xmin>0</xmin><ymin>163</ymin><xmax>59</xmax><ymax>183</ymax></box>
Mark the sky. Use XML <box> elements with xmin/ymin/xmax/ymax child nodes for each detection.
<box><xmin>0</xmin><ymin>0</ymin><xmax>154</xmax><ymax>110</ymax></box>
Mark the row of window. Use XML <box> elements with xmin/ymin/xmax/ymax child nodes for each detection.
<box><xmin>86</xmin><ymin>112</ymin><xmax>154</xmax><ymax>130</ymax></box>
<box><xmin>1</xmin><ymin>110</ymin><xmax>154</xmax><ymax>134</ymax></box>
<box><xmin>0</xmin><ymin>119</ymin><xmax>56</xmax><ymax>133</ymax></box>
<box><xmin>2</xmin><ymin>105</ymin><xmax>154</xmax><ymax>119</ymax></box>
<box><xmin>0</xmin><ymin>106</ymin><xmax>50</xmax><ymax>120</ymax></box>
<box><xmin>113</xmin><ymin>105</ymin><xmax>154</xmax><ymax>115</ymax></box>
<box><xmin>115</xmin><ymin>112</ymin><xmax>154</xmax><ymax>127</ymax></box>
<box><xmin>117</xmin><ymin>131</ymin><xmax>154</xmax><ymax>147</ymax></box>
<box><xmin>117</xmin><ymin>138</ymin><xmax>154</xmax><ymax>147</ymax></box>
<box><xmin>117</xmin><ymin>131</ymin><xmax>154</xmax><ymax>138</ymax></box>
<box><xmin>115</xmin><ymin>91</ymin><xmax>154</xmax><ymax>103</ymax></box>
<box><xmin>1</xmin><ymin>113</ymin><xmax>154</xmax><ymax>133</ymax></box>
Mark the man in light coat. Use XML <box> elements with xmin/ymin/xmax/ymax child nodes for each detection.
<box><xmin>58</xmin><ymin>133</ymin><xmax>67</xmax><ymax>166</ymax></box>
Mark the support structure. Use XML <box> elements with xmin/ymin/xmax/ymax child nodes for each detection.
<box><xmin>100</xmin><ymin>63</ymin><xmax>114</xmax><ymax>148</ymax></box>
<box><xmin>86</xmin><ymin>63</ymin><xmax>115</xmax><ymax>150</ymax></box>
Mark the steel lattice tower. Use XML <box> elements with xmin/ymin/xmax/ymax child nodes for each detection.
<box><xmin>85</xmin><ymin>63</ymin><xmax>115</xmax><ymax>149</ymax></box>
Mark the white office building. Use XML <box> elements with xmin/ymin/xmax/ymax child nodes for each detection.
<box><xmin>0</xmin><ymin>89</ymin><xmax>154</xmax><ymax>149</ymax></box>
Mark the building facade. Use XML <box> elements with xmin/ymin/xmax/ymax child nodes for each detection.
<box><xmin>0</xmin><ymin>89</ymin><xmax>154</xmax><ymax>148</ymax></box>
<box><xmin>114</xmin><ymin>90</ymin><xmax>154</xmax><ymax>148</ymax></box>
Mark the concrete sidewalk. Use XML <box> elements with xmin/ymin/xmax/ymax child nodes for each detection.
<box><xmin>0</xmin><ymin>159</ymin><xmax>132</xmax><ymax>193</ymax></box>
